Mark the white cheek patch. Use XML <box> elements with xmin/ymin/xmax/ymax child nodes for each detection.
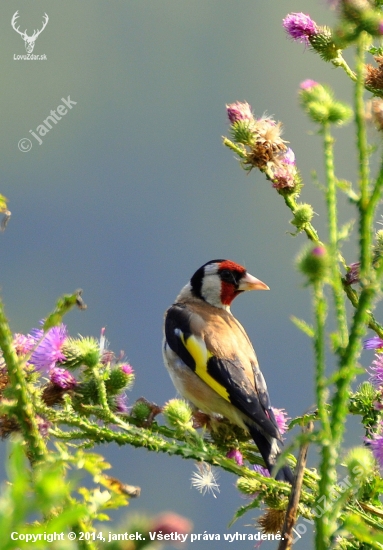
<box><xmin>201</xmin><ymin>273</ymin><xmax>223</xmax><ymax>308</ymax></box>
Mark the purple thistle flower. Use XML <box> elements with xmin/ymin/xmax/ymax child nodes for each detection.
<box><xmin>369</xmin><ymin>354</ymin><xmax>383</xmax><ymax>390</ymax></box>
<box><xmin>272</xmin><ymin>407</ymin><xmax>290</xmax><ymax>435</ymax></box>
<box><xmin>226</xmin><ymin>449</ymin><xmax>244</xmax><ymax>466</ymax></box>
<box><xmin>253</xmin><ymin>464</ymin><xmax>270</xmax><ymax>477</ymax></box>
<box><xmin>282</xmin><ymin>148</ymin><xmax>296</xmax><ymax>165</ymax></box>
<box><xmin>345</xmin><ymin>262</ymin><xmax>360</xmax><ymax>286</ymax></box>
<box><xmin>312</xmin><ymin>246</ymin><xmax>326</xmax><ymax>257</ymax></box>
<box><xmin>300</xmin><ymin>79</ymin><xmax>319</xmax><ymax>90</ymax></box>
<box><xmin>121</xmin><ymin>363</ymin><xmax>134</xmax><ymax>375</ymax></box>
<box><xmin>29</xmin><ymin>325</ymin><xmax>68</xmax><ymax>372</ymax></box>
<box><xmin>37</xmin><ymin>416</ymin><xmax>51</xmax><ymax>437</ymax></box>
<box><xmin>50</xmin><ymin>367</ymin><xmax>77</xmax><ymax>390</ymax></box>
<box><xmin>365</xmin><ymin>431</ymin><xmax>383</xmax><ymax>469</ymax></box>
<box><xmin>13</xmin><ymin>333</ymin><xmax>35</xmax><ymax>356</ymax></box>
<box><xmin>115</xmin><ymin>393</ymin><xmax>129</xmax><ymax>413</ymax></box>
<box><xmin>272</xmin><ymin>164</ymin><xmax>296</xmax><ymax>190</ymax></box>
<box><xmin>364</xmin><ymin>336</ymin><xmax>383</xmax><ymax>350</ymax></box>
<box><xmin>226</xmin><ymin>101</ymin><xmax>254</xmax><ymax>124</ymax></box>
<box><xmin>283</xmin><ymin>13</ymin><xmax>318</xmax><ymax>45</ymax></box>
<box><xmin>379</xmin><ymin>21</ymin><xmax>383</xmax><ymax>35</ymax></box>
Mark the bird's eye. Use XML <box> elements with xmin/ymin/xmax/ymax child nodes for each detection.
<box><xmin>220</xmin><ymin>269</ymin><xmax>235</xmax><ymax>284</ymax></box>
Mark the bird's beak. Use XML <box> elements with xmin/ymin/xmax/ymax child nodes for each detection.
<box><xmin>238</xmin><ymin>272</ymin><xmax>270</xmax><ymax>291</ymax></box>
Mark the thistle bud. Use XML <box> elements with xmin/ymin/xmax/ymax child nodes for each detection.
<box><xmin>297</xmin><ymin>245</ymin><xmax>329</xmax><ymax>283</ymax></box>
<box><xmin>345</xmin><ymin>447</ymin><xmax>374</xmax><ymax>483</ymax></box>
<box><xmin>290</xmin><ymin>203</ymin><xmax>314</xmax><ymax>230</ymax></box>
<box><xmin>345</xmin><ymin>261</ymin><xmax>360</xmax><ymax>285</ymax></box>
<box><xmin>309</xmin><ymin>27</ymin><xmax>340</xmax><ymax>61</ymax></box>
<box><xmin>163</xmin><ymin>399</ymin><xmax>193</xmax><ymax>430</ymax></box>
<box><xmin>61</xmin><ymin>337</ymin><xmax>100</xmax><ymax>370</ymax></box>
<box><xmin>342</xmin><ymin>0</ymin><xmax>383</xmax><ymax>36</ymax></box>
<box><xmin>105</xmin><ymin>365</ymin><xmax>135</xmax><ymax>395</ymax></box>
<box><xmin>226</xmin><ymin>102</ymin><xmax>254</xmax><ymax>124</ymax></box>
<box><xmin>131</xmin><ymin>400</ymin><xmax>152</xmax><ymax>423</ymax></box>
<box><xmin>328</xmin><ymin>102</ymin><xmax>353</xmax><ymax>124</ymax></box>
<box><xmin>299</xmin><ymin>81</ymin><xmax>352</xmax><ymax>125</ymax></box>
<box><xmin>230</xmin><ymin>121</ymin><xmax>256</xmax><ymax>146</ymax></box>
<box><xmin>74</xmin><ymin>379</ymin><xmax>99</xmax><ymax>408</ymax></box>
<box><xmin>300</xmin><ymin>81</ymin><xmax>333</xmax><ymax>104</ymax></box>
<box><xmin>237</xmin><ymin>476</ymin><xmax>261</xmax><ymax>495</ymax></box>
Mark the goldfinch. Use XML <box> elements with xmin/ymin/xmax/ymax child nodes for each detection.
<box><xmin>163</xmin><ymin>259</ymin><xmax>293</xmax><ymax>483</ymax></box>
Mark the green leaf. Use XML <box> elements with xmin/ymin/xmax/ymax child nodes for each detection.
<box><xmin>338</xmin><ymin>219</ymin><xmax>355</xmax><ymax>242</ymax></box>
<box><xmin>43</xmin><ymin>290</ymin><xmax>87</xmax><ymax>330</ymax></box>
<box><xmin>228</xmin><ymin>495</ymin><xmax>263</xmax><ymax>527</ymax></box>
<box><xmin>290</xmin><ymin>316</ymin><xmax>315</xmax><ymax>338</ymax></box>
<box><xmin>343</xmin><ymin>513</ymin><xmax>383</xmax><ymax>547</ymax></box>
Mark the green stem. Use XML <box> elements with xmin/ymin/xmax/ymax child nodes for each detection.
<box><xmin>314</xmin><ymin>283</ymin><xmax>335</xmax><ymax>550</ymax></box>
<box><xmin>343</xmin><ymin>279</ymin><xmax>383</xmax><ymax>338</ymax></box>
<box><xmin>222</xmin><ymin>137</ymin><xmax>247</xmax><ymax>159</ymax></box>
<box><xmin>314</xmin><ymin>284</ymin><xmax>329</xmax><ymax>435</ymax></box>
<box><xmin>0</xmin><ymin>298</ymin><xmax>47</xmax><ymax>463</ymax></box>
<box><xmin>329</xmin><ymin>37</ymin><xmax>383</xmax><ymax>464</ymax></box>
<box><xmin>332</xmin><ymin>55</ymin><xmax>357</xmax><ymax>81</ymax></box>
<box><xmin>323</xmin><ymin>122</ymin><xmax>348</xmax><ymax>350</ymax></box>
<box><xmin>46</xmin><ymin>409</ymin><xmax>317</xmax><ymax>503</ymax></box>
<box><xmin>355</xmin><ymin>35</ymin><xmax>371</xmax><ymax>280</ymax></box>
<box><xmin>330</xmin><ymin>285</ymin><xmax>374</xmax><ymax>456</ymax></box>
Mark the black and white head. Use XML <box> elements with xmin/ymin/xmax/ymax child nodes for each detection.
<box><xmin>177</xmin><ymin>259</ymin><xmax>269</xmax><ymax>310</ymax></box>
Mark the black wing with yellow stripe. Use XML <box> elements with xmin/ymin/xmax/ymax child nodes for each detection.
<box><xmin>164</xmin><ymin>303</ymin><xmax>280</xmax><ymax>440</ymax></box>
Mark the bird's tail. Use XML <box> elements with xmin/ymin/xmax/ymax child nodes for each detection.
<box><xmin>246</xmin><ymin>424</ymin><xmax>294</xmax><ymax>484</ymax></box>
<box><xmin>275</xmin><ymin>464</ymin><xmax>294</xmax><ymax>483</ymax></box>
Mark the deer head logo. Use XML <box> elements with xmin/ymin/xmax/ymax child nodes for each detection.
<box><xmin>11</xmin><ymin>11</ymin><xmax>49</xmax><ymax>54</ymax></box>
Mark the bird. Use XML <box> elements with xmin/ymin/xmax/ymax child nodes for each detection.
<box><xmin>163</xmin><ymin>259</ymin><xmax>293</xmax><ymax>483</ymax></box>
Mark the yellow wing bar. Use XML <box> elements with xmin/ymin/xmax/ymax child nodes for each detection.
<box><xmin>177</xmin><ymin>330</ymin><xmax>230</xmax><ymax>403</ymax></box>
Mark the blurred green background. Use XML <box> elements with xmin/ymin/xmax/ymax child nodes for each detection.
<box><xmin>0</xmin><ymin>0</ymin><xmax>376</xmax><ymax>548</ymax></box>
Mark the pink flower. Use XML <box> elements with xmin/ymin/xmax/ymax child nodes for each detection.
<box><xmin>37</xmin><ymin>416</ymin><xmax>51</xmax><ymax>437</ymax></box>
<box><xmin>226</xmin><ymin>101</ymin><xmax>254</xmax><ymax>124</ymax></box>
<box><xmin>50</xmin><ymin>367</ymin><xmax>77</xmax><ymax>390</ymax></box>
<box><xmin>282</xmin><ymin>148</ymin><xmax>296</xmax><ymax>165</ymax></box>
<box><xmin>226</xmin><ymin>449</ymin><xmax>244</xmax><ymax>466</ymax></box>
<box><xmin>121</xmin><ymin>363</ymin><xmax>134</xmax><ymax>375</ymax></box>
<box><xmin>364</xmin><ymin>336</ymin><xmax>383</xmax><ymax>350</ymax></box>
<box><xmin>272</xmin><ymin>407</ymin><xmax>290</xmax><ymax>435</ymax></box>
<box><xmin>272</xmin><ymin>163</ymin><xmax>296</xmax><ymax>190</ymax></box>
<box><xmin>300</xmin><ymin>79</ymin><xmax>319</xmax><ymax>90</ymax></box>
<box><xmin>283</xmin><ymin>13</ymin><xmax>318</xmax><ymax>45</ymax></box>
<box><xmin>13</xmin><ymin>333</ymin><xmax>35</xmax><ymax>356</ymax></box>
<box><xmin>312</xmin><ymin>246</ymin><xmax>326</xmax><ymax>257</ymax></box>
<box><xmin>369</xmin><ymin>354</ymin><xmax>383</xmax><ymax>390</ymax></box>
<box><xmin>29</xmin><ymin>325</ymin><xmax>68</xmax><ymax>372</ymax></box>
<box><xmin>151</xmin><ymin>512</ymin><xmax>192</xmax><ymax>538</ymax></box>
<box><xmin>115</xmin><ymin>393</ymin><xmax>129</xmax><ymax>413</ymax></box>
<box><xmin>345</xmin><ymin>262</ymin><xmax>360</xmax><ymax>286</ymax></box>
<box><xmin>253</xmin><ymin>464</ymin><xmax>270</xmax><ymax>477</ymax></box>
<box><xmin>365</xmin><ymin>430</ymin><xmax>383</xmax><ymax>469</ymax></box>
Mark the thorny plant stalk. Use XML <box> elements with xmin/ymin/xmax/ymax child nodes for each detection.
<box><xmin>4</xmin><ymin>5</ymin><xmax>383</xmax><ymax>550</ymax></box>
<box><xmin>0</xmin><ymin>299</ymin><xmax>47</xmax><ymax>464</ymax></box>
